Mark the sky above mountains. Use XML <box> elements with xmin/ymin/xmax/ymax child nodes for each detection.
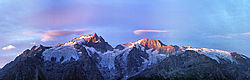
<box><xmin>0</xmin><ymin>0</ymin><xmax>250</xmax><ymax>67</ymax></box>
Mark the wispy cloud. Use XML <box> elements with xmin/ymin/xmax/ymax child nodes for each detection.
<box><xmin>2</xmin><ymin>45</ymin><xmax>16</xmax><ymax>50</ymax></box>
<box><xmin>22</xmin><ymin>31</ymin><xmax>42</xmax><ymax>34</ymax></box>
<box><xmin>41</xmin><ymin>29</ymin><xmax>89</xmax><ymax>42</ymax></box>
<box><xmin>208</xmin><ymin>32</ymin><xmax>250</xmax><ymax>39</ymax></box>
<box><xmin>22</xmin><ymin>29</ymin><xmax>89</xmax><ymax>42</ymax></box>
<box><xmin>208</xmin><ymin>35</ymin><xmax>233</xmax><ymax>39</ymax></box>
<box><xmin>133</xmin><ymin>30</ymin><xmax>168</xmax><ymax>35</ymax></box>
<box><xmin>242</xmin><ymin>32</ymin><xmax>250</xmax><ymax>35</ymax></box>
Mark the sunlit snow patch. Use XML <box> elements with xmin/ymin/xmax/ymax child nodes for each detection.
<box><xmin>186</xmin><ymin>48</ymin><xmax>235</xmax><ymax>63</ymax></box>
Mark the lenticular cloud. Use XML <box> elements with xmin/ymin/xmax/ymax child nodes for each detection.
<box><xmin>133</xmin><ymin>30</ymin><xmax>168</xmax><ymax>35</ymax></box>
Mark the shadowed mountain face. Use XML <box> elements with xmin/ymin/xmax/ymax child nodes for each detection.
<box><xmin>0</xmin><ymin>33</ymin><xmax>249</xmax><ymax>80</ymax></box>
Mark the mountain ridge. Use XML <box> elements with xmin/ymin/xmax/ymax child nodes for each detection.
<box><xmin>0</xmin><ymin>33</ymin><xmax>249</xmax><ymax>80</ymax></box>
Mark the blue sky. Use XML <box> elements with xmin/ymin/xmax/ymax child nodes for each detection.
<box><xmin>0</xmin><ymin>0</ymin><xmax>250</xmax><ymax>67</ymax></box>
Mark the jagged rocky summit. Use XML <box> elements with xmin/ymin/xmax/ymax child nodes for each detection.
<box><xmin>0</xmin><ymin>33</ymin><xmax>249</xmax><ymax>80</ymax></box>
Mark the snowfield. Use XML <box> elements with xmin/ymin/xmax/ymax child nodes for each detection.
<box><xmin>41</xmin><ymin>34</ymin><xmax>239</xmax><ymax>80</ymax></box>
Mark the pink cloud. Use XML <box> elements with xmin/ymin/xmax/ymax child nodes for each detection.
<box><xmin>133</xmin><ymin>30</ymin><xmax>168</xmax><ymax>35</ymax></box>
<box><xmin>41</xmin><ymin>29</ymin><xmax>89</xmax><ymax>42</ymax></box>
<box><xmin>242</xmin><ymin>32</ymin><xmax>250</xmax><ymax>35</ymax></box>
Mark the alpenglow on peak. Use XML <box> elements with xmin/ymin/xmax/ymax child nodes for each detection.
<box><xmin>1</xmin><ymin>33</ymin><xmax>249</xmax><ymax>80</ymax></box>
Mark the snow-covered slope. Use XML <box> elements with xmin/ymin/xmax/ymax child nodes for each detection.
<box><xmin>185</xmin><ymin>48</ymin><xmax>235</xmax><ymax>63</ymax></box>
<box><xmin>1</xmin><ymin>33</ymin><xmax>249</xmax><ymax>80</ymax></box>
<box><xmin>42</xmin><ymin>34</ymin><xmax>241</xmax><ymax>79</ymax></box>
<box><xmin>42</xmin><ymin>46</ymin><xmax>81</xmax><ymax>63</ymax></box>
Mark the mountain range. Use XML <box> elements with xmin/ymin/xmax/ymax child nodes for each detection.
<box><xmin>0</xmin><ymin>33</ymin><xmax>249</xmax><ymax>80</ymax></box>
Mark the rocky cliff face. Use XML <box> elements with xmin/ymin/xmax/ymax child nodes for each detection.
<box><xmin>0</xmin><ymin>33</ymin><xmax>249</xmax><ymax>80</ymax></box>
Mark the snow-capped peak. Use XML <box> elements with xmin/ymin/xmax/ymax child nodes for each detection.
<box><xmin>62</xmin><ymin>33</ymin><xmax>104</xmax><ymax>46</ymax></box>
<box><xmin>79</xmin><ymin>33</ymin><xmax>95</xmax><ymax>39</ymax></box>
<box><xmin>133</xmin><ymin>38</ymin><xmax>145</xmax><ymax>44</ymax></box>
<box><xmin>132</xmin><ymin>38</ymin><xmax>165</xmax><ymax>50</ymax></box>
